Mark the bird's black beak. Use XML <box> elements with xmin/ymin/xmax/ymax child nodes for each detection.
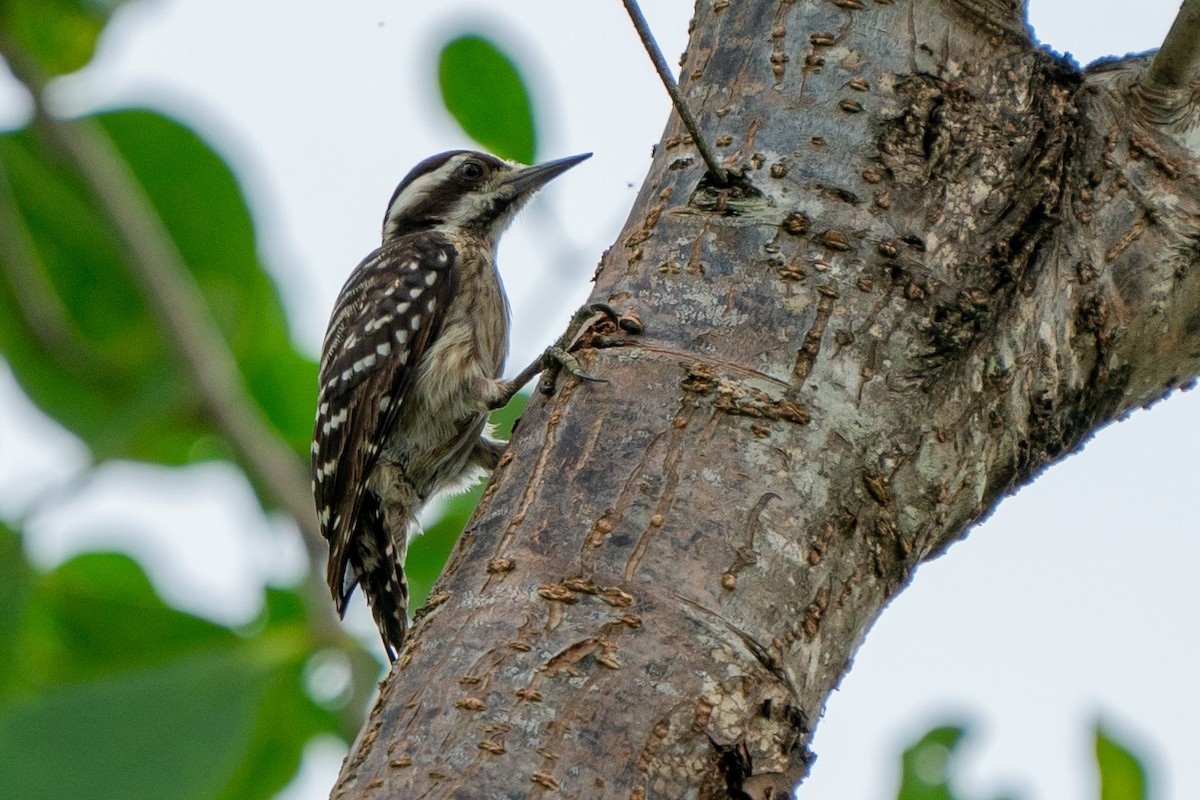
<box><xmin>504</xmin><ymin>153</ymin><xmax>592</xmax><ymax>197</ymax></box>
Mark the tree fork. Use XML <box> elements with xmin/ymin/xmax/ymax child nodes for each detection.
<box><xmin>332</xmin><ymin>1</ymin><xmax>1200</xmax><ymax>797</ymax></box>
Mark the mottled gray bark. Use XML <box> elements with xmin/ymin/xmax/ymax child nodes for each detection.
<box><xmin>331</xmin><ymin>1</ymin><xmax>1200</xmax><ymax>797</ymax></box>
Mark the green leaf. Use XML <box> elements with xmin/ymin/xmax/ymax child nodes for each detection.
<box><xmin>0</xmin><ymin>0</ymin><xmax>131</xmax><ymax>76</ymax></box>
<box><xmin>438</xmin><ymin>34</ymin><xmax>537</xmax><ymax>163</ymax></box>
<box><xmin>0</xmin><ymin>109</ymin><xmax>317</xmax><ymax>471</ymax></box>
<box><xmin>405</xmin><ymin>394</ymin><xmax>527</xmax><ymax>610</ymax></box>
<box><xmin>215</xmin><ymin>642</ymin><xmax>329</xmax><ymax>800</ymax></box>
<box><xmin>0</xmin><ymin>522</ymin><xmax>31</xmax><ymax>691</ymax></box>
<box><xmin>897</xmin><ymin>725</ymin><xmax>967</xmax><ymax>800</ymax></box>
<box><xmin>0</xmin><ymin>535</ymin><xmax>342</xmax><ymax>800</ymax></box>
<box><xmin>20</xmin><ymin>552</ymin><xmax>235</xmax><ymax>687</ymax></box>
<box><xmin>1096</xmin><ymin>724</ymin><xmax>1148</xmax><ymax>800</ymax></box>
<box><xmin>0</xmin><ymin>648</ymin><xmax>275</xmax><ymax>800</ymax></box>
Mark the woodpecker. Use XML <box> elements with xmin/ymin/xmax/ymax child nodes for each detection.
<box><xmin>312</xmin><ymin>150</ymin><xmax>591</xmax><ymax>660</ymax></box>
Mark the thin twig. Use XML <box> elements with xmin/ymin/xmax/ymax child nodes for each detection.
<box><xmin>620</xmin><ymin>0</ymin><xmax>729</xmax><ymax>185</ymax></box>
<box><xmin>0</xmin><ymin>42</ymin><xmax>324</xmax><ymax>561</ymax></box>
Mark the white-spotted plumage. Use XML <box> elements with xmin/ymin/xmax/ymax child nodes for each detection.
<box><xmin>312</xmin><ymin>149</ymin><xmax>590</xmax><ymax>661</ymax></box>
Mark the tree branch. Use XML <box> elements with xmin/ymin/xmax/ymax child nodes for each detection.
<box><xmin>1146</xmin><ymin>0</ymin><xmax>1200</xmax><ymax>91</ymax></box>
<box><xmin>1136</xmin><ymin>0</ymin><xmax>1200</xmax><ymax>121</ymax></box>
<box><xmin>327</xmin><ymin>2</ymin><xmax>1200</xmax><ymax>796</ymax></box>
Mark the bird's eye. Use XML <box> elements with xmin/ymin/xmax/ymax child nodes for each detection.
<box><xmin>458</xmin><ymin>161</ymin><xmax>484</xmax><ymax>180</ymax></box>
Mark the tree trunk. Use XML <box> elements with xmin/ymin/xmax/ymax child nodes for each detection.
<box><xmin>331</xmin><ymin>1</ymin><xmax>1200</xmax><ymax>796</ymax></box>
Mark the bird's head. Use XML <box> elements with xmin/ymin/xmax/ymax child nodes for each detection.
<box><xmin>382</xmin><ymin>150</ymin><xmax>591</xmax><ymax>245</ymax></box>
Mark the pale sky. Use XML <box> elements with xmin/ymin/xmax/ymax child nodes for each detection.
<box><xmin>0</xmin><ymin>2</ymin><xmax>1196</xmax><ymax>798</ymax></box>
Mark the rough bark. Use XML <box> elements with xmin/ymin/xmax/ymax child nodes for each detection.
<box><xmin>331</xmin><ymin>1</ymin><xmax>1200</xmax><ymax>797</ymax></box>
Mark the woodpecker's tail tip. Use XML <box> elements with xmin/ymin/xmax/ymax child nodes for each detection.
<box><xmin>375</xmin><ymin>601</ymin><xmax>408</xmax><ymax>662</ymax></box>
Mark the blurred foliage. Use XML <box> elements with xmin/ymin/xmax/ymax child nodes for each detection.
<box><xmin>438</xmin><ymin>34</ymin><xmax>538</xmax><ymax>163</ymax></box>
<box><xmin>897</xmin><ymin>722</ymin><xmax>1154</xmax><ymax>800</ymax></box>
<box><xmin>0</xmin><ymin>110</ymin><xmax>317</xmax><ymax>469</ymax></box>
<box><xmin>897</xmin><ymin>724</ymin><xmax>973</xmax><ymax>800</ymax></box>
<box><xmin>0</xmin><ymin>0</ymin><xmax>132</xmax><ymax>76</ymax></box>
<box><xmin>0</xmin><ymin>522</ymin><xmax>343</xmax><ymax>800</ymax></box>
<box><xmin>0</xmin><ymin>11</ymin><xmax>547</xmax><ymax>798</ymax></box>
<box><xmin>1097</xmin><ymin>724</ymin><xmax>1148</xmax><ymax>800</ymax></box>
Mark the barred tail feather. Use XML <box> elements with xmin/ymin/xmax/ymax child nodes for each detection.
<box><xmin>353</xmin><ymin>491</ymin><xmax>410</xmax><ymax>661</ymax></box>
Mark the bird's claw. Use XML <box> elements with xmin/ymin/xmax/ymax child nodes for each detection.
<box><xmin>538</xmin><ymin>345</ymin><xmax>607</xmax><ymax>395</ymax></box>
<box><xmin>537</xmin><ymin>302</ymin><xmax>643</xmax><ymax>396</ymax></box>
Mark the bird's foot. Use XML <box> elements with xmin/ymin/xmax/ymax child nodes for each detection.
<box><xmin>537</xmin><ymin>303</ymin><xmax>642</xmax><ymax>395</ymax></box>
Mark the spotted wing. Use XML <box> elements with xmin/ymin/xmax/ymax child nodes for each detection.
<box><xmin>311</xmin><ymin>232</ymin><xmax>457</xmax><ymax>612</ymax></box>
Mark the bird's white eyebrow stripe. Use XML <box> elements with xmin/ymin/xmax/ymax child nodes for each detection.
<box><xmin>382</xmin><ymin>154</ymin><xmax>475</xmax><ymax>236</ymax></box>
